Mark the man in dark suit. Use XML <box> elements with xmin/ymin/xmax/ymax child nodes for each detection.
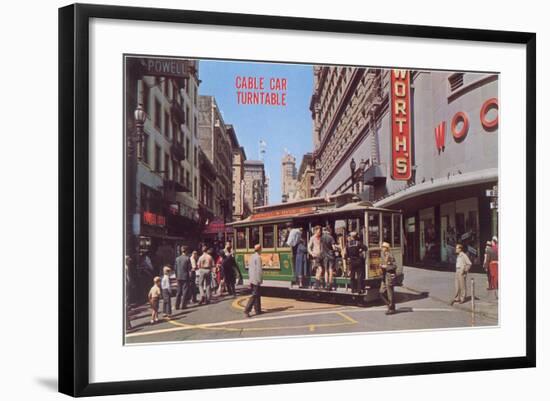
<box><xmin>174</xmin><ymin>245</ymin><xmax>192</xmax><ymax>310</ymax></box>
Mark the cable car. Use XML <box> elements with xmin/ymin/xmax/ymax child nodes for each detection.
<box><xmin>227</xmin><ymin>193</ymin><xmax>404</xmax><ymax>301</ymax></box>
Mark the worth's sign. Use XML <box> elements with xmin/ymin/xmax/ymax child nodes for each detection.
<box><xmin>391</xmin><ymin>70</ymin><xmax>412</xmax><ymax>180</ymax></box>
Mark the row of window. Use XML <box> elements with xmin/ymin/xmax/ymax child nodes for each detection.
<box><xmin>142</xmin><ymin>77</ymin><xmax>198</xmax><ymax>143</ymax></box>
<box><xmin>233</xmin><ymin>212</ymin><xmax>402</xmax><ymax>252</ymax></box>
<box><xmin>140</xmin><ymin>138</ymin><xmax>198</xmax><ymax>199</ymax></box>
<box><xmin>235</xmin><ymin>224</ymin><xmax>288</xmax><ymax>250</ymax></box>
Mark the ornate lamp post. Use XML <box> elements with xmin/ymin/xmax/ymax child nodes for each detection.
<box><xmin>134</xmin><ymin>104</ymin><xmax>146</xmax><ymax>159</ymax></box>
<box><xmin>126</xmin><ymin>103</ymin><xmax>147</xmax><ymax>303</ymax></box>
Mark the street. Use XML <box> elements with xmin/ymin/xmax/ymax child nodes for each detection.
<box><xmin>125</xmin><ymin>266</ymin><xmax>498</xmax><ymax>344</ymax></box>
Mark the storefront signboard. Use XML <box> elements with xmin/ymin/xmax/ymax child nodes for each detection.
<box><xmin>390</xmin><ymin>69</ymin><xmax>412</xmax><ymax>180</ymax></box>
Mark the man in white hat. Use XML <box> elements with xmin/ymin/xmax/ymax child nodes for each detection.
<box><xmin>379</xmin><ymin>242</ymin><xmax>397</xmax><ymax>315</ymax></box>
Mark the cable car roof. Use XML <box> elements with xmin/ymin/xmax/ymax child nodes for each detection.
<box><xmin>227</xmin><ymin>199</ymin><xmax>401</xmax><ymax>227</ymax></box>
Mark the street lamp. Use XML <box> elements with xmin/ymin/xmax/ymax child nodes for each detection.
<box><xmin>126</xmin><ymin>103</ymin><xmax>147</xmax><ymax>304</ymax></box>
<box><xmin>134</xmin><ymin>103</ymin><xmax>147</xmax><ymax>159</ymax></box>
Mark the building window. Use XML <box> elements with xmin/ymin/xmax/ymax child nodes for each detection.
<box><xmin>164</xmin><ymin>152</ymin><xmax>170</xmax><ymax>178</ymax></box>
<box><xmin>186</xmin><ymin>106</ymin><xmax>191</xmax><ymax>128</ymax></box>
<box><xmin>154</xmin><ymin>99</ymin><xmax>161</xmax><ymax>131</ymax></box>
<box><xmin>164</xmin><ymin>111</ymin><xmax>170</xmax><ymax>138</ymax></box>
<box><xmin>194</xmin><ymin>176</ymin><xmax>197</xmax><ymax>198</ymax></box>
<box><xmin>172</xmin><ymin>122</ymin><xmax>179</xmax><ymax>143</ymax></box>
<box><xmin>173</xmin><ymin>160</ymin><xmax>179</xmax><ymax>182</ymax></box>
<box><xmin>142</xmin><ymin>81</ymin><xmax>150</xmax><ymax>115</ymax></box>
<box><xmin>142</xmin><ymin>133</ymin><xmax>149</xmax><ymax>165</ymax></box>
<box><xmin>194</xmin><ymin>116</ymin><xmax>198</xmax><ymax>138</ymax></box>
<box><xmin>186</xmin><ymin>138</ymin><xmax>190</xmax><ymax>160</ymax></box>
<box><xmin>154</xmin><ymin>144</ymin><xmax>161</xmax><ymax>173</ymax></box>
<box><xmin>194</xmin><ymin>146</ymin><xmax>198</xmax><ymax>167</ymax></box>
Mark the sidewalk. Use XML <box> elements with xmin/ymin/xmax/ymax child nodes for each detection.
<box><xmin>402</xmin><ymin>265</ymin><xmax>499</xmax><ymax>320</ymax></box>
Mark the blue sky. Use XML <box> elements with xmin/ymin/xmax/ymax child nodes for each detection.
<box><xmin>198</xmin><ymin>59</ymin><xmax>314</xmax><ymax>204</ymax></box>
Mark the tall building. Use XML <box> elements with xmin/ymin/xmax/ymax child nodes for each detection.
<box><xmin>281</xmin><ymin>151</ymin><xmax>298</xmax><ymax>202</ymax></box>
<box><xmin>198</xmin><ymin>96</ymin><xmax>233</xmax><ymax>224</ymax></box>
<box><xmin>310</xmin><ymin>66</ymin><xmax>499</xmax><ymax>268</ymax></box>
<box><xmin>295</xmin><ymin>152</ymin><xmax>315</xmax><ymax>200</ymax></box>
<box><xmin>243</xmin><ymin>160</ymin><xmax>267</xmax><ymax>210</ymax></box>
<box><xmin>228</xmin><ymin>124</ymin><xmax>250</xmax><ymax>221</ymax></box>
<box><xmin>125</xmin><ymin>56</ymin><xmax>201</xmax><ymax>264</ymax></box>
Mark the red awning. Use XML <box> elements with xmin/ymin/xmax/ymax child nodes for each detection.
<box><xmin>202</xmin><ymin>219</ymin><xmax>232</xmax><ymax>234</ymax></box>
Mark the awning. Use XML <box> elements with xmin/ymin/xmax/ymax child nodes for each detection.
<box><xmin>202</xmin><ymin>218</ymin><xmax>232</xmax><ymax>234</ymax></box>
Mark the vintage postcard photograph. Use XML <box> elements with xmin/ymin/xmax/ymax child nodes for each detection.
<box><xmin>123</xmin><ymin>56</ymin><xmax>499</xmax><ymax>344</ymax></box>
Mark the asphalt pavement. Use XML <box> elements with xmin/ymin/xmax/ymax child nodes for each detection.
<box><xmin>125</xmin><ymin>266</ymin><xmax>498</xmax><ymax>344</ymax></box>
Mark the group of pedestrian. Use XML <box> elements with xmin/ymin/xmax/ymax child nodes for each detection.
<box><xmin>450</xmin><ymin>236</ymin><xmax>498</xmax><ymax>306</ymax></box>
<box><xmin>286</xmin><ymin>223</ymin><xmax>398</xmax><ymax>315</ymax></box>
<box><xmin>146</xmin><ymin>241</ymin><xmax>242</xmax><ymax>325</ymax></box>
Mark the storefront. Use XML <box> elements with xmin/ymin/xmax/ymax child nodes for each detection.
<box><xmin>373</xmin><ymin>70</ymin><xmax>499</xmax><ymax>269</ymax></box>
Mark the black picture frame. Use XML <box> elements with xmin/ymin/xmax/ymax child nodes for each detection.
<box><xmin>59</xmin><ymin>3</ymin><xmax>536</xmax><ymax>397</ymax></box>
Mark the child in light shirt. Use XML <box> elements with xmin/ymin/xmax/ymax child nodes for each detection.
<box><xmin>148</xmin><ymin>276</ymin><xmax>161</xmax><ymax>324</ymax></box>
<box><xmin>161</xmin><ymin>266</ymin><xmax>172</xmax><ymax>318</ymax></box>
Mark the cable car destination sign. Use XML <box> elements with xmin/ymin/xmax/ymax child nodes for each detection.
<box><xmin>391</xmin><ymin>69</ymin><xmax>412</xmax><ymax>181</ymax></box>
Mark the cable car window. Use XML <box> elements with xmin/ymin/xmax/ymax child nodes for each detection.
<box><xmin>393</xmin><ymin>214</ymin><xmax>401</xmax><ymax>246</ymax></box>
<box><xmin>368</xmin><ymin>212</ymin><xmax>380</xmax><ymax>246</ymax></box>
<box><xmin>250</xmin><ymin>226</ymin><xmax>260</xmax><ymax>248</ymax></box>
<box><xmin>277</xmin><ymin>224</ymin><xmax>290</xmax><ymax>248</ymax></box>
<box><xmin>263</xmin><ymin>225</ymin><xmax>274</xmax><ymax>249</ymax></box>
<box><xmin>236</xmin><ymin>228</ymin><xmax>246</xmax><ymax>249</ymax></box>
<box><xmin>382</xmin><ymin>214</ymin><xmax>392</xmax><ymax>244</ymax></box>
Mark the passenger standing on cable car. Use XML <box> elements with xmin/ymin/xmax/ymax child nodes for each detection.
<box><xmin>379</xmin><ymin>241</ymin><xmax>397</xmax><ymax>315</ymax></box>
<box><xmin>346</xmin><ymin>232</ymin><xmax>367</xmax><ymax>294</ymax></box>
<box><xmin>308</xmin><ymin>225</ymin><xmax>324</xmax><ymax>290</ymax></box>
<box><xmin>321</xmin><ymin>225</ymin><xmax>337</xmax><ymax>291</ymax></box>
<box><xmin>286</xmin><ymin>223</ymin><xmax>302</xmax><ymax>278</ymax></box>
<box><xmin>295</xmin><ymin>236</ymin><xmax>309</xmax><ymax>288</ymax></box>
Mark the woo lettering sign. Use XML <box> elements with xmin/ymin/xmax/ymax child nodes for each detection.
<box><xmin>391</xmin><ymin>70</ymin><xmax>412</xmax><ymax>180</ymax></box>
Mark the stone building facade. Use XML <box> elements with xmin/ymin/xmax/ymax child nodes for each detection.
<box><xmin>198</xmin><ymin>95</ymin><xmax>233</xmax><ymax>223</ymax></box>
<box><xmin>229</xmin><ymin>125</ymin><xmax>250</xmax><ymax>220</ymax></box>
<box><xmin>125</xmin><ymin>56</ymin><xmax>201</xmax><ymax>263</ymax></box>
<box><xmin>243</xmin><ymin>160</ymin><xmax>267</xmax><ymax>211</ymax></box>
<box><xmin>310</xmin><ymin>65</ymin><xmax>499</xmax><ymax>268</ymax></box>
<box><xmin>295</xmin><ymin>152</ymin><xmax>315</xmax><ymax>200</ymax></box>
<box><xmin>281</xmin><ymin>151</ymin><xmax>298</xmax><ymax>202</ymax></box>
<box><xmin>310</xmin><ymin>66</ymin><xmax>388</xmax><ymax>199</ymax></box>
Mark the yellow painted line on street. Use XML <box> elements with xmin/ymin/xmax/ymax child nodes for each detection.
<box><xmin>126</xmin><ymin>306</ymin><xmax>458</xmax><ymax>339</ymax></box>
<box><xmin>231</xmin><ymin>296</ymin><xmax>347</xmax><ymax>313</ymax></box>
<box><xmin>167</xmin><ymin>318</ymin><xmax>354</xmax><ymax>333</ymax></box>
<box><xmin>336</xmin><ymin>311</ymin><xmax>358</xmax><ymax>324</ymax></box>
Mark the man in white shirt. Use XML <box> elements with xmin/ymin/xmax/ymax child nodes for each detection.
<box><xmin>285</xmin><ymin>223</ymin><xmax>302</xmax><ymax>286</ymax></box>
<box><xmin>451</xmin><ymin>244</ymin><xmax>472</xmax><ymax>305</ymax></box>
<box><xmin>197</xmin><ymin>247</ymin><xmax>215</xmax><ymax>305</ymax></box>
